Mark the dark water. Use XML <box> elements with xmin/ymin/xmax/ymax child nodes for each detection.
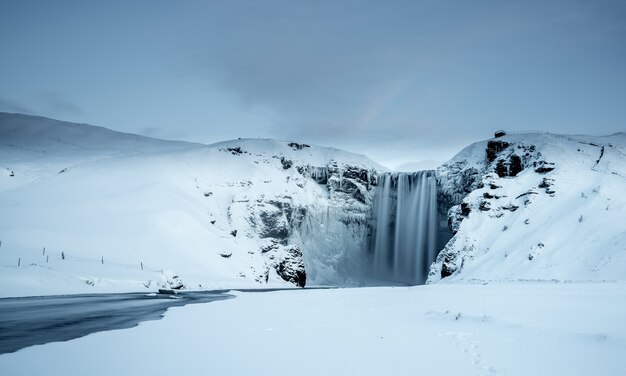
<box><xmin>0</xmin><ymin>290</ymin><xmax>233</xmax><ymax>354</ymax></box>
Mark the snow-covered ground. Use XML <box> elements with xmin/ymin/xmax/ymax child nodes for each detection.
<box><xmin>1</xmin><ymin>283</ymin><xmax>625</xmax><ymax>376</ymax></box>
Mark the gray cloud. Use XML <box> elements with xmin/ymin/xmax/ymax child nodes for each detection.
<box><xmin>0</xmin><ymin>96</ymin><xmax>32</xmax><ymax>114</ymax></box>
<box><xmin>1</xmin><ymin>0</ymin><xmax>624</xmax><ymax>168</ymax></box>
<box><xmin>37</xmin><ymin>91</ymin><xmax>83</xmax><ymax>115</ymax></box>
<box><xmin>187</xmin><ymin>0</ymin><xmax>626</xmax><ymax>153</ymax></box>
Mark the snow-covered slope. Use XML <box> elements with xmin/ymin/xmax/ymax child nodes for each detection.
<box><xmin>0</xmin><ymin>113</ymin><xmax>385</xmax><ymax>296</ymax></box>
<box><xmin>0</xmin><ymin>112</ymin><xmax>201</xmax><ymax>192</ymax></box>
<box><xmin>429</xmin><ymin>131</ymin><xmax>626</xmax><ymax>283</ymax></box>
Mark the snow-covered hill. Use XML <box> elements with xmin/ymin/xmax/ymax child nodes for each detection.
<box><xmin>0</xmin><ymin>113</ymin><xmax>385</xmax><ymax>296</ymax></box>
<box><xmin>0</xmin><ymin>113</ymin><xmax>201</xmax><ymax>193</ymax></box>
<box><xmin>429</xmin><ymin>131</ymin><xmax>626</xmax><ymax>283</ymax></box>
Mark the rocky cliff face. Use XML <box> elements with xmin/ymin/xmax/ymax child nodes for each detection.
<box><xmin>241</xmin><ymin>157</ymin><xmax>380</xmax><ymax>286</ymax></box>
<box><xmin>429</xmin><ymin>131</ymin><xmax>626</xmax><ymax>283</ymax></box>
<box><xmin>168</xmin><ymin>139</ymin><xmax>384</xmax><ymax>288</ymax></box>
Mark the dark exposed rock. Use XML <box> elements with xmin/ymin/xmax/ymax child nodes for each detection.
<box><xmin>167</xmin><ymin>275</ymin><xmax>184</xmax><ymax>290</ymax></box>
<box><xmin>210</xmin><ymin>220</ymin><xmax>216</xmax><ymax>225</ymax></box>
<box><xmin>255</xmin><ymin>201</ymin><xmax>291</xmax><ymax>243</ymax></box>
<box><xmin>225</xmin><ymin>147</ymin><xmax>244</xmax><ymax>155</ymax></box>
<box><xmin>288</xmin><ymin>142</ymin><xmax>310</xmax><ymax>150</ymax></box>
<box><xmin>312</xmin><ymin>167</ymin><xmax>329</xmax><ymax>184</ymax></box>
<box><xmin>533</xmin><ymin>161</ymin><xmax>555</xmax><ymax>173</ymax></box>
<box><xmin>495</xmin><ymin>160</ymin><xmax>507</xmax><ymax>177</ymax></box>
<box><xmin>258</xmin><ymin>212</ymin><xmax>289</xmax><ymax>241</ymax></box>
<box><xmin>353</xmin><ymin>186</ymin><xmax>367</xmax><ymax>204</ymax></box>
<box><xmin>230</xmin><ymin>230</ymin><xmax>238</xmax><ymax>237</ymax></box>
<box><xmin>595</xmin><ymin>146</ymin><xmax>605</xmax><ymax>166</ymax></box>
<box><xmin>342</xmin><ymin>166</ymin><xmax>369</xmax><ymax>184</ymax></box>
<box><xmin>280</xmin><ymin>157</ymin><xmax>293</xmax><ymax>170</ymax></box>
<box><xmin>479</xmin><ymin>201</ymin><xmax>491</xmax><ymax>211</ymax></box>
<box><xmin>276</xmin><ymin>245</ymin><xmax>306</xmax><ymax>287</ymax></box>
<box><xmin>495</xmin><ymin>154</ymin><xmax>524</xmax><ymax>177</ymax></box>
<box><xmin>459</xmin><ymin>168</ymin><xmax>480</xmax><ymax>194</ymax></box>
<box><xmin>219</xmin><ymin>252</ymin><xmax>232</xmax><ymax>258</ymax></box>
<box><xmin>440</xmin><ymin>251</ymin><xmax>458</xmax><ymax>279</ymax></box>
<box><xmin>515</xmin><ymin>191</ymin><xmax>539</xmax><ymax>199</ymax></box>
<box><xmin>501</xmin><ymin>204</ymin><xmax>519</xmax><ymax>212</ymax></box>
<box><xmin>441</xmin><ymin>263</ymin><xmax>455</xmax><ymax>279</ymax></box>
<box><xmin>509</xmin><ymin>154</ymin><xmax>523</xmax><ymax>176</ymax></box>
<box><xmin>494</xmin><ymin>130</ymin><xmax>507</xmax><ymax>138</ymax></box>
<box><xmin>538</xmin><ymin>178</ymin><xmax>556</xmax><ymax>194</ymax></box>
<box><xmin>461</xmin><ymin>202</ymin><xmax>471</xmax><ymax>216</ymax></box>
<box><xmin>538</xmin><ymin>178</ymin><xmax>552</xmax><ymax>189</ymax></box>
<box><xmin>486</xmin><ymin>140</ymin><xmax>510</xmax><ymax>162</ymax></box>
<box><xmin>331</xmin><ymin>178</ymin><xmax>366</xmax><ymax>203</ymax></box>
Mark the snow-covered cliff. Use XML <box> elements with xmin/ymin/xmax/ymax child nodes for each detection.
<box><xmin>0</xmin><ymin>113</ymin><xmax>384</xmax><ymax>295</ymax></box>
<box><xmin>429</xmin><ymin>131</ymin><xmax>626</xmax><ymax>283</ymax></box>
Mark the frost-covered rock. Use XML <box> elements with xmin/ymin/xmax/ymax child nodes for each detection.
<box><xmin>275</xmin><ymin>245</ymin><xmax>306</xmax><ymax>287</ymax></box>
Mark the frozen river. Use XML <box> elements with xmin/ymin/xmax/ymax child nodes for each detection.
<box><xmin>0</xmin><ymin>290</ymin><xmax>233</xmax><ymax>354</ymax></box>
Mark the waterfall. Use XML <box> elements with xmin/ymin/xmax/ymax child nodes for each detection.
<box><xmin>371</xmin><ymin>171</ymin><xmax>437</xmax><ymax>284</ymax></box>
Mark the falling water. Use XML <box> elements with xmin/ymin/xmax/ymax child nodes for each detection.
<box><xmin>371</xmin><ymin>171</ymin><xmax>437</xmax><ymax>284</ymax></box>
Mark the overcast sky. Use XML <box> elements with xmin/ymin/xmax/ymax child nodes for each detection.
<box><xmin>1</xmin><ymin>0</ymin><xmax>625</xmax><ymax>169</ymax></box>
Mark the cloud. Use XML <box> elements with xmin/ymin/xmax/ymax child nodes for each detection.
<box><xmin>0</xmin><ymin>96</ymin><xmax>32</xmax><ymax>114</ymax></box>
<box><xmin>37</xmin><ymin>91</ymin><xmax>83</xmax><ymax>115</ymax></box>
<box><xmin>139</xmin><ymin>126</ymin><xmax>189</xmax><ymax>142</ymax></box>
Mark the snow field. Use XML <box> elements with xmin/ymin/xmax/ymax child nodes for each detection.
<box><xmin>1</xmin><ymin>283</ymin><xmax>624</xmax><ymax>376</ymax></box>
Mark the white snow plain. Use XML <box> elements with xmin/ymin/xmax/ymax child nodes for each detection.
<box><xmin>1</xmin><ymin>283</ymin><xmax>625</xmax><ymax>376</ymax></box>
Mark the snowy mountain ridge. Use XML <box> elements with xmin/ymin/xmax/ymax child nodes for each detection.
<box><xmin>1</xmin><ymin>113</ymin><xmax>624</xmax><ymax>296</ymax></box>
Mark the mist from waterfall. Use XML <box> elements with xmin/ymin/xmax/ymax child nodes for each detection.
<box><xmin>371</xmin><ymin>171</ymin><xmax>437</xmax><ymax>285</ymax></box>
